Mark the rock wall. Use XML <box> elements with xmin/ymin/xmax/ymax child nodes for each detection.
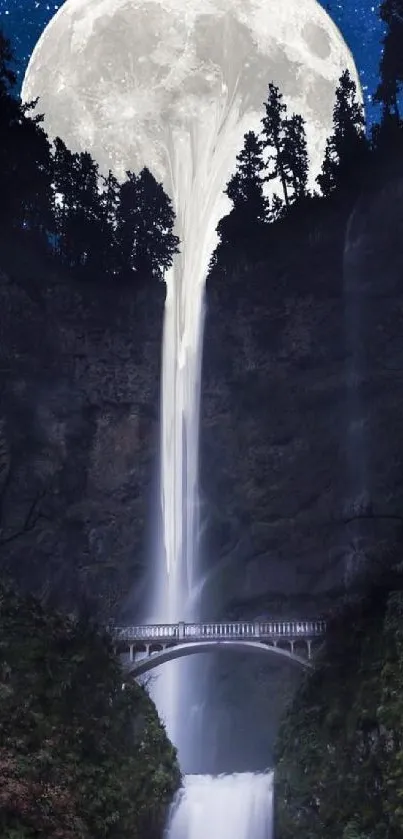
<box><xmin>1</xmin><ymin>174</ymin><xmax>403</xmax><ymax>769</ymax></box>
<box><xmin>0</xmin><ymin>235</ymin><xmax>164</xmax><ymax>617</ymax></box>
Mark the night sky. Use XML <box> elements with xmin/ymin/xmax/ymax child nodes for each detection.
<box><xmin>0</xmin><ymin>0</ymin><xmax>385</xmax><ymax>124</ymax></box>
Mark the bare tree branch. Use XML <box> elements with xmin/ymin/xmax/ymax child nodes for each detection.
<box><xmin>342</xmin><ymin>513</ymin><xmax>403</xmax><ymax>526</ymax></box>
<box><xmin>0</xmin><ymin>486</ymin><xmax>50</xmax><ymax>546</ymax></box>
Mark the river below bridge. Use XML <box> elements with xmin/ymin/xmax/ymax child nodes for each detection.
<box><xmin>164</xmin><ymin>771</ymin><xmax>274</xmax><ymax>839</ymax></box>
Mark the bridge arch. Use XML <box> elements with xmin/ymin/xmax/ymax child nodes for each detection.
<box><xmin>123</xmin><ymin>639</ymin><xmax>313</xmax><ymax>677</ymax></box>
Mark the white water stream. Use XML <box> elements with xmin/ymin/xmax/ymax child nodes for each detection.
<box><xmin>143</xmin><ymin>4</ymin><xmax>279</xmax><ymax>830</ymax></box>
<box><xmin>165</xmin><ymin>773</ymin><xmax>274</xmax><ymax>839</ymax></box>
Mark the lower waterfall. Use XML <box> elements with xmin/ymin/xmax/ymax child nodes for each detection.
<box><xmin>165</xmin><ymin>772</ymin><xmax>274</xmax><ymax>839</ymax></box>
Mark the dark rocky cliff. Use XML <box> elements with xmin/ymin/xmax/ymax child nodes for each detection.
<box><xmin>201</xmin><ymin>180</ymin><xmax>403</xmax><ymax>621</ymax></box>
<box><xmin>0</xmin><ymin>232</ymin><xmax>164</xmax><ymax>617</ymax></box>
<box><xmin>1</xmin><ymin>172</ymin><xmax>403</xmax><ymax>770</ymax></box>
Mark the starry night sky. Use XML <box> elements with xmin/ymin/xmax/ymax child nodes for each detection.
<box><xmin>0</xmin><ymin>0</ymin><xmax>385</xmax><ymax>124</ymax></box>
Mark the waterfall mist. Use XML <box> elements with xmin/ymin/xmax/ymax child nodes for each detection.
<box><xmin>165</xmin><ymin>772</ymin><xmax>274</xmax><ymax>839</ymax></box>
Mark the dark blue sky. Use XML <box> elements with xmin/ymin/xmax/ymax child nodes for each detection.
<box><xmin>0</xmin><ymin>0</ymin><xmax>385</xmax><ymax>123</ymax></box>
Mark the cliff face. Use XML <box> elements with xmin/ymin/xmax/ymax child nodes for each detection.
<box><xmin>2</xmin><ymin>182</ymin><xmax>403</xmax><ymax>616</ymax></box>
<box><xmin>1</xmin><ymin>175</ymin><xmax>403</xmax><ymax>770</ymax></box>
<box><xmin>0</xmin><ymin>234</ymin><xmax>164</xmax><ymax>617</ymax></box>
<box><xmin>201</xmin><ymin>182</ymin><xmax>403</xmax><ymax>621</ymax></box>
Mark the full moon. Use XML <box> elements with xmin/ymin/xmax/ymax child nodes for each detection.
<box><xmin>22</xmin><ymin>0</ymin><xmax>362</xmax><ymax>201</ymax></box>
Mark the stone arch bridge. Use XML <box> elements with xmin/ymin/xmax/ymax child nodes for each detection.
<box><xmin>109</xmin><ymin>619</ymin><xmax>326</xmax><ymax>674</ymax></box>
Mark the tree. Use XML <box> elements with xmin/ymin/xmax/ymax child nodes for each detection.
<box><xmin>282</xmin><ymin>114</ymin><xmax>309</xmax><ymax>201</ymax></box>
<box><xmin>261</xmin><ymin>83</ymin><xmax>292</xmax><ymax>208</ymax></box>
<box><xmin>213</xmin><ymin>130</ymin><xmax>269</xmax><ymax>269</ymax></box>
<box><xmin>225</xmin><ymin>130</ymin><xmax>269</xmax><ymax>223</ymax></box>
<box><xmin>133</xmin><ymin>167</ymin><xmax>179</xmax><ymax>279</ymax></box>
<box><xmin>98</xmin><ymin>169</ymin><xmax>120</xmax><ymax>277</ymax></box>
<box><xmin>0</xmin><ymin>29</ymin><xmax>17</xmax><ymax>96</ymax></box>
<box><xmin>15</xmin><ymin>102</ymin><xmax>55</xmax><ymax>241</ymax></box>
<box><xmin>62</xmin><ymin>151</ymin><xmax>104</xmax><ymax>274</ymax></box>
<box><xmin>374</xmin><ymin>0</ymin><xmax>403</xmax><ymax>120</ymax></box>
<box><xmin>51</xmin><ymin>137</ymin><xmax>80</xmax><ymax>263</ymax></box>
<box><xmin>115</xmin><ymin>168</ymin><xmax>179</xmax><ymax>282</ymax></box>
<box><xmin>316</xmin><ymin>70</ymin><xmax>366</xmax><ymax>197</ymax></box>
<box><xmin>0</xmin><ymin>30</ymin><xmax>54</xmax><ymax>237</ymax></box>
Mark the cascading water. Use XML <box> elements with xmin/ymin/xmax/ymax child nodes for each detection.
<box><xmin>165</xmin><ymin>772</ymin><xmax>274</xmax><ymax>839</ymax></box>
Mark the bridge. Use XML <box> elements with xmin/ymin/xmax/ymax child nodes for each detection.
<box><xmin>109</xmin><ymin>619</ymin><xmax>326</xmax><ymax>674</ymax></box>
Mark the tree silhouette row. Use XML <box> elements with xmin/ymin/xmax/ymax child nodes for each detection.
<box><xmin>0</xmin><ymin>0</ymin><xmax>402</xmax><ymax>285</ymax></box>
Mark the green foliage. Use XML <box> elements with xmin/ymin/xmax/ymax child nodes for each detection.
<box><xmin>0</xmin><ymin>581</ymin><xmax>180</xmax><ymax>839</ymax></box>
<box><xmin>274</xmin><ymin>579</ymin><xmax>403</xmax><ymax>839</ymax></box>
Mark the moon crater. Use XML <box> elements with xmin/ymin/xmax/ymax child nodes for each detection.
<box><xmin>302</xmin><ymin>21</ymin><xmax>331</xmax><ymax>60</ymax></box>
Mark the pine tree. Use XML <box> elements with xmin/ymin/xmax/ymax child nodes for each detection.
<box><xmin>316</xmin><ymin>139</ymin><xmax>337</xmax><ymax>198</ymax></box>
<box><xmin>225</xmin><ymin>130</ymin><xmax>269</xmax><ymax>223</ymax></box>
<box><xmin>316</xmin><ymin>69</ymin><xmax>366</xmax><ymax>197</ymax></box>
<box><xmin>133</xmin><ymin>167</ymin><xmax>179</xmax><ymax>280</ymax></box>
<box><xmin>63</xmin><ymin>151</ymin><xmax>104</xmax><ymax>273</ymax></box>
<box><xmin>115</xmin><ymin>168</ymin><xmax>179</xmax><ymax>282</ymax></box>
<box><xmin>374</xmin><ymin>0</ymin><xmax>403</xmax><ymax>120</ymax></box>
<box><xmin>282</xmin><ymin>114</ymin><xmax>309</xmax><ymax>201</ymax></box>
<box><xmin>261</xmin><ymin>82</ymin><xmax>291</xmax><ymax>208</ymax></box>
<box><xmin>0</xmin><ymin>30</ymin><xmax>54</xmax><ymax>236</ymax></box>
<box><xmin>9</xmin><ymin>99</ymin><xmax>55</xmax><ymax>240</ymax></box>
<box><xmin>114</xmin><ymin>172</ymin><xmax>138</xmax><ymax>279</ymax></box>
<box><xmin>215</xmin><ymin>130</ymin><xmax>269</xmax><ymax>267</ymax></box>
<box><xmin>51</xmin><ymin>137</ymin><xmax>79</xmax><ymax>263</ymax></box>
<box><xmin>0</xmin><ymin>29</ymin><xmax>17</xmax><ymax>96</ymax></box>
<box><xmin>270</xmin><ymin>194</ymin><xmax>286</xmax><ymax>221</ymax></box>
<box><xmin>99</xmin><ymin>169</ymin><xmax>120</xmax><ymax>277</ymax></box>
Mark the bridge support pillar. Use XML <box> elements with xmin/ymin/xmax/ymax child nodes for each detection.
<box><xmin>307</xmin><ymin>640</ymin><xmax>312</xmax><ymax>659</ymax></box>
<box><xmin>146</xmin><ymin>645</ymin><xmax>150</xmax><ymax>657</ymax></box>
<box><xmin>129</xmin><ymin>644</ymin><xmax>134</xmax><ymax>663</ymax></box>
<box><xmin>290</xmin><ymin>641</ymin><xmax>295</xmax><ymax>654</ymax></box>
<box><xmin>254</xmin><ymin>621</ymin><xmax>260</xmax><ymax>638</ymax></box>
<box><xmin>178</xmin><ymin>622</ymin><xmax>185</xmax><ymax>640</ymax></box>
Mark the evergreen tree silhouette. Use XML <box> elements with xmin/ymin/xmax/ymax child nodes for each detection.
<box><xmin>12</xmin><ymin>100</ymin><xmax>54</xmax><ymax>240</ymax></box>
<box><xmin>282</xmin><ymin>114</ymin><xmax>309</xmax><ymax>201</ymax></box>
<box><xmin>316</xmin><ymin>69</ymin><xmax>366</xmax><ymax>197</ymax></box>
<box><xmin>225</xmin><ymin>131</ymin><xmax>269</xmax><ymax>222</ymax></box>
<box><xmin>115</xmin><ymin>168</ymin><xmax>179</xmax><ymax>282</ymax></box>
<box><xmin>374</xmin><ymin>0</ymin><xmax>403</xmax><ymax>120</ymax></box>
<box><xmin>261</xmin><ymin>83</ymin><xmax>291</xmax><ymax>208</ymax></box>
<box><xmin>133</xmin><ymin>167</ymin><xmax>179</xmax><ymax>279</ymax></box>
<box><xmin>99</xmin><ymin>169</ymin><xmax>120</xmax><ymax>277</ymax></box>
<box><xmin>114</xmin><ymin>172</ymin><xmax>138</xmax><ymax>279</ymax></box>
<box><xmin>0</xmin><ymin>30</ymin><xmax>54</xmax><ymax>237</ymax></box>
<box><xmin>63</xmin><ymin>151</ymin><xmax>104</xmax><ymax>274</ymax></box>
<box><xmin>52</xmin><ymin>137</ymin><xmax>79</xmax><ymax>263</ymax></box>
<box><xmin>0</xmin><ymin>29</ymin><xmax>16</xmax><ymax>95</ymax></box>
<box><xmin>215</xmin><ymin>130</ymin><xmax>269</xmax><ymax>265</ymax></box>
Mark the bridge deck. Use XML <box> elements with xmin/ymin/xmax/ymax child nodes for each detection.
<box><xmin>109</xmin><ymin>619</ymin><xmax>326</xmax><ymax>644</ymax></box>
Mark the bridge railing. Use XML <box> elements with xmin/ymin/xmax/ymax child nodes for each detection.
<box><xmin>109</xmin><ymin>620</ymin><xmax>326</xmax><ymax>643</ymax></box>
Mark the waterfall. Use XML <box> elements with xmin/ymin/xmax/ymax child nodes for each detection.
<box><xmin>147</xmin><ymin>89</ymin><xmax>250</xmax><ymax>768</ymax></box>
<box><xmin>165</xmin><ymin>772</ymin><xmax>274</xmax><ymax>839</ymax></box>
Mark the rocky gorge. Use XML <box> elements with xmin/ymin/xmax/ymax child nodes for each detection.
<box><xmin>1</xmin><ymin>168</ymin><xmax>403</xmax><ymax>768</ymax></box>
